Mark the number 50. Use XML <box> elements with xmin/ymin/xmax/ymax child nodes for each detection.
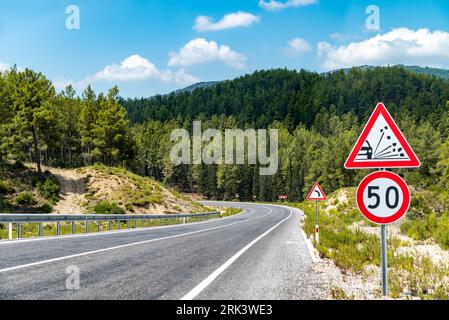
<box><xmin>367</xmin><ymin>186</ymin><xmax>399</xmax><ymax>209</ymax></box>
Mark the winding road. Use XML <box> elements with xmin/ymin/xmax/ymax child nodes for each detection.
<box><xmin>0</xmin><ymin>203</ymin><xmax>326</xmax><ymax>300</ymax></box>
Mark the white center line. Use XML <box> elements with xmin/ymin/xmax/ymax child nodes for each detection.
<box><xmin>0</xmin><ymin>207</ymin><xmax>273</xmax><ymax>274</ymax></box>
<box><xmin>180</xmin><ymin>209</ymin><xmax>292</xmax><ymax>300</ymax></box>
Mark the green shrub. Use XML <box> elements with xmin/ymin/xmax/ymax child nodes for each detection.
<box><xmin>94</xmin><ymin>201</ymin><xmax>125</xmax><ymax>215</ymax></box>
<box><xmin>15</xmin><ymin>192</ymin><xmax>36</xmax><ymax>205</ymax></box>
<box><xmin>133</xmin><ymin>197</ymin><xmax>150</xmax><ymax>207</ymax></box>
<box><xmin>0</xmin><ymin>198</ymin><xmax>12</xmax><ymax>211</ymax></box>
<box><xmin>435</xmin><ymin>214</ymin><xmax>449</xmax><ymax>249</ymax></box>
<box><xmin>148</xmin><ymin>194</ymin><xmax>163</xmax><ymax>205</ymax></box>
<box><xmin>0</xmin><ymin>180</ymin><xmax>14</xmax><ymax>194</ymax></box>
<box><xmin>40</xmin><ymin>203</ymin><xmax>53</xmax><ymax>213</ymax></box>
<box><xmin>400</xmin><ymin>212</ymin><xmax>449</xmax><ymax>248</ymax></box>
<box><xmin>125</xmin><ymin>203</ymin><xmax>135</xmax><ymax>212</ymax></box>
<box><xmin>37</xmin><ymin>177</ymin><xmax>60</xmax><ymax>203</ymax></box>
<box><xmin>133</xmin><ymin>195</ymin><xmax>163</xmax><ymax>206</ymax></box>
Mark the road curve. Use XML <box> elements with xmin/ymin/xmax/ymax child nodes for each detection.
<box><xmin>0</xmin><ymin>203</ymin><xmax>326</xmax><ymax>300</ymax></box>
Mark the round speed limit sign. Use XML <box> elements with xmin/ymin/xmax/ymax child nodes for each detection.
<box><xmin>356</xmin><ymin>171</ymin><xmax>410</xmax><ymax>225</ymax></box>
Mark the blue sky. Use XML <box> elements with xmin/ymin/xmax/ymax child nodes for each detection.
<box><xmin>1</xmin><ymin>0</ymin><xmax>449</xmax><ymax>97</ymax></box>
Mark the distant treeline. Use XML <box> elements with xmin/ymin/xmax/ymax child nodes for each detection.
<box><xmin>2</xmin><ymin>66</ymin><xmax>449</xmax><ymax>202</ymax></box>
<box><xmin>122</xmin><ymin>67</ymin><xmax>448</xmax><ymax>128</ymax></box>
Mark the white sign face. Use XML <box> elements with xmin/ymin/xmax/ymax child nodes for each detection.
<box><xmin>356</xmin><ymin>171</ymin><xmax>410</xmax><ymax>225</ymax></box>
<box><xmin>356</xmin><ymin>113</ymin><xmax>411</xmax><ymax>163</ymax></box>
<box><xmin>361</xmin><ymin>178</ymin><xmax>404</xmax><ymax>218</ymax></box>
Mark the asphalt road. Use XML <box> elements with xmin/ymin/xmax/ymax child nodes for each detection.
<box><xmin>0</xmin><ymin>202</ymin><xmax>326</xmax><ymax>300</ymax></box>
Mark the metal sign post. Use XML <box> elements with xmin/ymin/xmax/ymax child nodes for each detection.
<box><xmin>380</xmin><ymin>168</ymin><xmax>388</xmax><ymax>297</ymax></box>
<box><xmin>355</xmin><ymin>168</ymin><xmax>411</xmax><ymax>298</ymax></box>
<box><xmin>381</xmin><ymin>224</ymin><xmax>388</xmax><ymax>296</ymax></box>
<box><xmin>315</xmin><ymin>200</ymin><xmax>319</xmax><ymax>244</ymax></box>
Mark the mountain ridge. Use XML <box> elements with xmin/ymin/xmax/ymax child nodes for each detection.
<box><xmin>169</xmin><ymin>65</ymin><xmax>449</xmax><ymax>98</ymax></box>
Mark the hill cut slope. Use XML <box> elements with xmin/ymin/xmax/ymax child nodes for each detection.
<box><xmin>1</xmin><ymin>163</ymin><xmax>206</xmax><ymax>215</ymax></box>
<box><xmin>51</xmin><ymin>164</ymin><xmax>207</xmax><ymax>215</ymax></box>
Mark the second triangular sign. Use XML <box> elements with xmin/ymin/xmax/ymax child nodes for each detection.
<box><xmin>345</xmin><ymin>102</ymin><xmax>421</xmax><ymax>169</ymax></box>
<box><xmin>307</xmin><ymin>182</ymin><xmax>327</xmax><ymax>201</ymax></box>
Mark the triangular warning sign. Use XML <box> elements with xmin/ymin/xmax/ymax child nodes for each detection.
<box><xmin>345</xmin><ymin>103</ymin><xmax>421</xmax><ymax>169</ymax></box>
<box><xmin>307</xmin><ymin>182</ymin><xmax>327</xmax><ymax>201</ymax></box>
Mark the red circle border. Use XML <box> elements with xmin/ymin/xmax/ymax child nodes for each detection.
<box><xmin>356</xmin><ymin>171</ymin><xmax>410</xmax><ymax>225</ymax></box>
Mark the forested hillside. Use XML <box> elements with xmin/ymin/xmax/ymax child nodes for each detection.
<box><xmin>123</xmin><ymin>67</ymin><xmax>448</xmax><ymax>126</ymax></box>
<box><xmin>121</xmin><ymin>67</ymin><xmax>449</xmax><ymax>201</ymax></box>
<box><xmin>2</xmin><ymin>66</ymin><xmax>449</xmax><ymax>207</ymax></box>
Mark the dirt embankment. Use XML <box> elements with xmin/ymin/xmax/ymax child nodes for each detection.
<box><xmin>47</xmin><ymin>165</ymin><xmax>206</xmax><ymax>215</ymax></box>
<box><xmin>50</xmin><ymin>168</ymin><xmax>86</xmax><ymax>214</ymax></box>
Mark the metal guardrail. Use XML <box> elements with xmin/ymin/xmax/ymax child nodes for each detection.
<box><xmin>0</xmin><ymin>212</ymin><xmax>220</xmax><ymax>240</ymax></box>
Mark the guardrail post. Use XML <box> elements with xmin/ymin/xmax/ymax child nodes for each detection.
<box><xmin>126</xmin><ymin>219</ymin><xmax>129</xmax><ymax>229</ymax></box>
<box><xmin>17</xmin><ymin>223</ymin><xmax>22</xmax><ymax>239</ymax></box>
<box><xmin>38</xmin><ymin>223</ymin><xmax>43</xmax><ymax>237</ymax></box>
<box><xmin>9</xmin><ymin>223</ymin><xmax>13</xmax><ymax>240</ymax></box>
<box><xmin>85</xmin><ymin>219</ymin><xmax>89</xmax><ymax>234</ymax></box>
<box><xmin>97</xmin><ymin>221</ymin><xmax>101</xmax><ymax>233</ymax></box>
<box><xmin>56</xmin><ymin>222</ymin><xmax>60</xmax><ymax>236</ymax></box>
<box><xmin>142</xmin><ymin>217</ymin><xmax>144</xmax><ymax>228</ymax></box>
<box><xmin>72</xmin><ymin>221</ymin><xmax>75</xmax><ymax>234</ymax></box>
<box><xmin>108</xmin><ymin>220</ymin><xmax>112</xmax><ymax>231</ymax></box>
<box><xmin>183</xmin><ymin>217</ymin><xmax>186</xmax><ymax>224</ymax></box>
<box><xmin>134</xmin><ymin>219</ymin><xmax>137</xmax><ymax>229</ymax></box>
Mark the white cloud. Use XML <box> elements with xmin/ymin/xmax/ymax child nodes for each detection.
<box><xmin>168</xmin><ymin>38</ymin><xmax>247</xmax><ymax>69</ymax></box>
<box><xmin>329</xmin><ymin>33</ymin><xmax>344</xmax><ymax>41</ymax></box>
<box><xmin>0</xmin><ymin>62</ymin><xmax>9</xmax><ymax>71</ymax></box>
<box><xmin>90</xmin><ymin>55</ymin><xmax>199</xmax><ymax>84</ymax></box>
<box><xmin>286</xmin><ymin>38</ymin><xmax>311</xmax><ymax>55</ymax></box>
<box><xmin>317</xmin><ymin>41</ymin><xmax>332</xmax><ymax>57</ymax></box>
<box><xmin>259</xmin><ymin>0</ymin><xmax>318</xmax><ymax>11</ymax></box>
<box><xmin>93</xmin><ymin>54</ymin><xmax>161</xmax><ymax>82</ymax></box>
<box><xmin>0</xmin><ymin>61</ymin><xmax>9</xmax><ymax>71</ymax></box>
<box><xmin>55</xmin><ymin>54</ymin><xmax>199</xmax><ymax>91</ymax></box>
<box><xmin>194</xmin><ymin>11</ymin><xmax>260</xmax><ymax>32</ymax></box>
<box><xmin>319</xmin><ymin>28</ymin><xmax>449</xmax><ymax>70</ymax></box>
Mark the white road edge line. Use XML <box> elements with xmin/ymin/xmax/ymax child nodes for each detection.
<box><xmin>0</xmin><ymin>207</ymin><xmax>273</xmax><ymax>274</ymax></box>
<box><xmin>295</xmin><ymin>207</ymin><xmax>319</xmax><ymax>263</ymax></box>
<box><xmin>180</xmin><ymin>208</ymin><xmax>293</xmax><ymax>301</ymax></box>
<box><xmin>300</xmin><ymin>228</ymin><xmax>319</xmax><ymax>263</ymax></box>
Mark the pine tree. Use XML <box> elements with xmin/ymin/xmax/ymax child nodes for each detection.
<box><xmin>93</xmin><ymin>86</ymin><xmax>134</xmax><ymax>166</ymax></box>
<box><xmin>79</xmin><ymin>85</ymin><xmax>98</xmax><ymax>164</ymax></box>
<box><xmin>8</xmin><ymin>69</ymin><xmax>55</xmax><ymax>177</ymax></box>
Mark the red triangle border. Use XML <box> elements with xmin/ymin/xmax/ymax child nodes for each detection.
<box><xmin>307</xmin><ymin>182</ymin><xmax>327</xmax><ymax>201</ymax></box>
<box><xmin>345</xmin><ymin>103</ymin><xmax>421</xmax><ymax>169</ymax></box>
